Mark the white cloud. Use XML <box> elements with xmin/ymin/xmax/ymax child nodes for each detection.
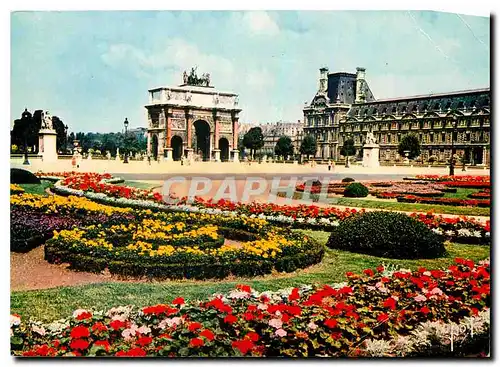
<box><xmin>237</xmin><ymin>11</ymin><xmax>280</xmax><ymax>36</ymax></box>
<box><xmin>245</xmin><ymin>69</ymin><xmax>275</xmax><ymax>88</ymax></box>
<box><xmin>101</xmin><ymin>38</ymin><xmax>235</xmax><ymax>86</ymax></box>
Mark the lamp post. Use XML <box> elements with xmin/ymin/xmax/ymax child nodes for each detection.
<box><xmin>123</xmin><ymin>118</ymin><xmax>129</xmax><ymax>164</ymax></box>
<box><xmin>449</xmin><ymin>116</ymin><xmax>458</xmax><ymax>176</ymax></box>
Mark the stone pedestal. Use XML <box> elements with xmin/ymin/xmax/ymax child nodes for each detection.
<box><xmin>213</xmin><ymin>149</ymin><xmax>221</xmax><ymax>162</ymax></box>
<box><xmin>362</xmin><ymin>143</ymin><xmax>380</xmax><ymax>168</ymax></box>
<box><xmin>165</xmin><ymin>148</ymin><xmax>173</xmax><ymax>161</ymax></box>
<box><xmin>232</xmin><ymin>150</ymin><xmax>239</xmax><ymax>162</ymax></box>
<box><xmin>38</xmin><ymin>129</ymin><xmax>58</xmax><ymax>163</ymax></box>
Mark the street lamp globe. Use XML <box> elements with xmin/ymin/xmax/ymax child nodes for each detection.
<box><xmin>123</xmin><ymin>118</ymin><xmax>129</xmax><ymax>163</ymax></box>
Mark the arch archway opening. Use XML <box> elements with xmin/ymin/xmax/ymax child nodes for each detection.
<box><xmin>219</xmin><ymin>138</ymin><xmax>230</xmax><ymax>162</ymax></box>
<box><xmin>194</xmin><ymin>120</ymin><xmax>211</xmax><ymax>161</ymax></box>
<box><xmin>151</xmin><ymin>135</ymin><xmax>159</xmax><ymax>160</ymax></box>
<box><xmin>171</xmin><ymin>136</ymin><xmax>183</xmax><ymax>161</ymax></box>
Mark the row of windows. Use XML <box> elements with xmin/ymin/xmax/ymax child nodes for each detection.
<box><xmin>341</xmin><ymin>118</ymin><xmax>489</xmax><ymax>132</ymax></box>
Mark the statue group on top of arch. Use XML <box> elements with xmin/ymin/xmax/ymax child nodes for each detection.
<box><xmin>183</xmin><ymin>67</ymin><xmax>210</xmax><ymax>87</ymax></box>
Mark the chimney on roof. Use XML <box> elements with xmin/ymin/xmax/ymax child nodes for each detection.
<box><xmin>355</xmin><ymin>67</ymin><xmax>366</xmax><ymax>103</ymax></box>
<box><xmin>319</xmin><ymin>67</ymin><xmax>328</xmax><ymax>93</ymax></box>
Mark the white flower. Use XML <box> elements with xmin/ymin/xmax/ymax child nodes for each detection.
<box><xmin>445</xmin><ymin>230</ymin><xmax>455</xmax><ymax>237</ymax></box>
<box><xmin>138</xmin><ymin>325</ymin><xmax>151</xmax><ymax>335</ymax></box>
<box><xmin>432</xmin><ymin>228</ymin><xmax>443</xmax><ymax>235</ymax></box>
<box><xmin>474</xmin><ymin>230</ymin><xmax>483</xmax><ymax>238</ymax></box>
<box><xmin>457</xmin><ymin>228</ymin><xmax>471</xmax><ymax>237</ymax></box>
<box><xmin>32</xmin><ymin>324</ymin><xmax>46</xmax><ymax>336</ymax></box>
<box><xmin>10</xmin><ymin>315</ymin><xmax>21</xmax><ymax>327</ymax></box>
<box><xmin>423</xmin><ymin>271</ymin><xmax>431</xmax><ymax>276</ymax></box>
<box><xmin>228</xmin><ymin>290</ymin><xmax>250</xmax><ymax>299</ymax></box>
<box><xmin>257</xmin><ymin>303</ymin><xmax>268</xmax><ymax>311</ymax></box>
<box><xmin>72</xmin><ymin>309</ymin><xmax>90</xmax><ymax>319</ymax></box>
<box><xmin>308</xmin><ymin>321</ymin><xmax>318</xmax><ymax>330</ymax></box>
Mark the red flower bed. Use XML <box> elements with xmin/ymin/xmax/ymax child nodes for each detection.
<box><xmin>399</xmin><ymin>195</ymin><xmax>490</xmax><ymax>208</ymax></box>
<box><xmin>415</xmin><ymin>175</ymin><xmax>490</xmax><ymax>183</ymax></box>
<box><xmin>38</xmin><ymin>171</ymin><xmax>163</xmax><ymax>203</ymax></box>
<box><xmin>11</xmin><ymin>258</ymin><xmax>490</xmax><ymax>357</ymax></box>
<box><xmin>441</xmin><ymin>181</ymin><xmax>491</xmax><ymax>189</ymax></box>
<box><xmin>469</xmin><ymin>189</ymin><xmax>490</xmax><ymax>199</ymax></box>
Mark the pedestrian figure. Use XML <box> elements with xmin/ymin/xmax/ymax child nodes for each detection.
<box><xmin>147</xmin><ymin>154</ymin><xmax>151</xmax><ymax>166</ymax></box>
<box><xmin>328</xmin><ymin>160</ymin><xmax>332</xmax><ymax>171</ymax></box>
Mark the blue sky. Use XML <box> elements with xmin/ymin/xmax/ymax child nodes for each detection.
<box><xmin>11</xmin><ymin>11</ymin><xmax>490</xmax><ymax>133</ymax></box>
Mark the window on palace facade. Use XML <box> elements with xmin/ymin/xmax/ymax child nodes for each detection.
<box><xmin>391</xmin><ymin>107</ymin><xmax>397</xmax><ymax>114</ymax></box>
<box><xmin>457</xmin><ymin>101</ymin><xmax>465</xmax><ymax>110</ymax></box>
<box><xmin>433</xmin><ymin>103</ymin><xmax>440</xmax><ymax>110</ymax></box>
<box><xmin>401</xmin><ymin>106</ymin><xmax>407</xmax><ymax>114</ymax></box>
<box><xmin>382</xmin><ymin>108</ymin><xmax>387</xmax><ymax>114</ymax></box>
<box><xmin>422</xmin><ymin>103</ymin><xmax>428</xmax><ymax>112</ymax></box>
<box><xmin>445</xmin><ymin>102</ymin><xmax>452</xmax><ymax>110</ymax></box>
<box><xmin>430</xmin><ymin>134</ymin><xmax>434</xmax><ymax>143</ymax></box>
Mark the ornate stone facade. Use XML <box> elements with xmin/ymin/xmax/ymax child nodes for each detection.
<box><xmin>146</xmin><ymin>73</ymin><xmax>241</xmax><ymax>162</ymax></box>
<box><xmin>303</xmin><ymin>67</ymin><xmax>491</xmax><ymax>166</ymax></box>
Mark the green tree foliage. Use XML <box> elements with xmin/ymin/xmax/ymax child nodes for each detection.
<box><xmin>10</xmin><ymin>109</ymin><xmax>68</xmax><ymax>153</ymax></box>
<box><xmin>340</xmin><ymin>138</ymin><xmax>356</xmax><ymax>167</ymax></box>
<box><xmin>299</xmin><ymin>135</ymin><xmax>317</xmax><ymax>159</ymax></box>
<box><xmin>274</xmin><ymin>136</ymin><xmax>294</xmax><ymax>159</ymax></box>
<box><xmin>398</xmin><ymin>133</ymin><xmax>421</xmax><ymax>160</ymax></box>
<box><xmin>243</xmin><ymin>127</ymin><xmax>264</xmax><ymax>159</ymax></box>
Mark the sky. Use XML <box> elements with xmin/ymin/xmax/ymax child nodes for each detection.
<box><xmin>11</xmin><ymin>10</ymin><xmax>490</xmax><ymax>134</ymax></box>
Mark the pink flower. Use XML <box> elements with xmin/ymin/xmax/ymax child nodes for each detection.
<box><xmin>275</xmin><ymin>328</ymin><xmax>287</xmax><ymax>337</ymax></box>
<box><xmin>307</xmin><ymin>321</ymin><xmax>318</xmax><ymax>330</ymax></box>
<box><xmin>414</xmin><ymin>294</ymin><xmax>427</xmax><ymax>302</ymax></box>
<box><xmin>269</xmin><ymin>318</ymin><xmax>283</xmax><ymax>329</ymax></box>
<box><xmin>430</xmin><ymin>287</ymin><xmax>443</xmax><ymax>296</ymax></box>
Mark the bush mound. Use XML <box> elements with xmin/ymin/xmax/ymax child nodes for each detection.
<box><xmin>341</xmin><ymin>177</ymin><xmax>355</xmax><ymax>183</ymax></box>
<box><xmin>344</xmin><ymin>182</ymin><xmax>369</xmax><ymax>198</ymax></box>
<box><xmin>11</xmin><ymin>168</ymin><xmax>40</xmax><ymax>184</ymax></box>
<box><xmin>327</xmin><ymin>211</ymin><xmax>446</xmax><ymax>259</ymax></box>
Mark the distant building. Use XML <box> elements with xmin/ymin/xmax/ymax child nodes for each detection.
<box><xmin>239</xmin><ymin>121</ymin><xmax>304</xmax><ymax>158</ymax></box>
<box><xmin>304</xmin><ymin>67</ymin><xmax>490</xmax><ymax>165</ymax></box>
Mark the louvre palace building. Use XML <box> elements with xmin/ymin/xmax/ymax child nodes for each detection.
<box><xmin>303</xmin><ymin>67</ymin><xmax>490</xmax><ymax>166</ymax></box>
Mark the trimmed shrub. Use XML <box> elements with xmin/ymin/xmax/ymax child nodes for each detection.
<box><xmin>11</xmin><ymin>168</ymin><xmax>40</xmax><ymax>184</ymax></box>
<box><xmin>326</xmin><ymin>211</ymin><xmax>446</xmax><ymax>259</ymax></box>
<box><xmin>341</xmin><ymin>177</ymin><xmax>355</xmax><ymax>183</ymax></box>
<box><xmin>344</xmin><ymin>182</ymin><xmax>369</xmax><ymax>198</ymax></box>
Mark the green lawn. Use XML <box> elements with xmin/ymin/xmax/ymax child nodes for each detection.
<box><xmin>328</xmin><ymin>197</ymin><xmax>490</xmax><ymax>216</ymax></box>
<box><xmin>115</xmin><ymin>180</ymin><xmax>160</xmax><ymax>190</ymax></box>
<box><xmin>18</xmin><ymin>180</ymin><xmax>54</xmax><ymax>196</ymax></box>
<box><xmin>11</xmin><ymin>230</ymin><xmax>490</xmax><ymax>322</ymax></box>
<box><xmin>443</xmin><ymin>188</ymin><xmax>480</xmax><ymax>200</ymax></box>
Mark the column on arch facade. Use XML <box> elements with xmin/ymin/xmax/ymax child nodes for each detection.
<box><xmin>232</xmin><ymin>116</ymin><xmax>239</xmax><ymax>150</ymax></box>
<box><xmin>165</xmin><ymin>107</ymin><xmax>172</xmax><ymax>149</ymax></box>
<box><xmin>186</xmin><ymin>110</ymin><xmax>193</xmax><ymax>148</ymax></box>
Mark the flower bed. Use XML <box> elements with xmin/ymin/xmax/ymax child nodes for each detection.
<box><xmin>414</xmin><ymin>175</ymin><xmax>490</xmax><ymax>183</ymax></box>
<box><xmin>44</xmin><ymin>210</ymin><xmax>324</xmax><ymax>280</ymax></box>
<box><xmin>36</xmin><ymin>171</ymin><xmax>164</xmax><ymax>204</ymax></box>
<box><xmin>441</xmin><ymin>181</ymin><xmax>491</xmax><ymax>189</ymax></box>
<box><xmin>179</xmin><ymin>198</ymin><xmax>490</xmax><ymax>244</ymax></box>
<box><xmin>11</xmin><ymin>258</ymin><xmax>490</xmax><ymax>357</ymax></box>
<box><xmin>10</xmin><ymin>184</ymin><xmax>24</xmax><ymax>194</ymax></box>
<box><xmin>468</xmin><ymin>189</ymin><xmax>490</xmax><ymax>199</ymax></box>
<box><xmin>10</xmin><ymin>193</ymin><xmax>133</xmax><ymax>252</ymax></box>
<box><xmin>398</xmin><ymin>195</ymin><xmax>490</xmax><ymax>209</ymax></box>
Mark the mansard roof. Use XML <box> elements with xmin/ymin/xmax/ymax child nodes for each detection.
<box><xmin>347</xmin><ymin>88</ymin><xmax>490</xmax><ymax>118</ymax></box>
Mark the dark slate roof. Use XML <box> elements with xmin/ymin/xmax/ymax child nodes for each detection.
<box><xmin>327</xmin><ymin>72</ymin><xmax>375</xmax><ymax>104</ymax></box>
<box><xmin>347</xmin><ymin>88</ymin><xmax>490</xmax><ymax>118</ymax></box>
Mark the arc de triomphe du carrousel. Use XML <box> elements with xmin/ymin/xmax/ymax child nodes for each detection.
<box><xmin>145</xmin><ymin>68</ymin><xmax>241</xmax><ymax>163</ymax></box>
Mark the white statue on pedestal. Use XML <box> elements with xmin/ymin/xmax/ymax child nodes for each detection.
<box><xmin>365</xmin><ymin>132</ymin><xmax>377</xmax><ymax>145</ymax></box>
<box><xmin>41</xmin><ymin>111</ymin><xmax>54</xmax><ymax>131</ymax></box>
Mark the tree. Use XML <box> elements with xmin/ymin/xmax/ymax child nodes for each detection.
<box><xmin>398</xmin><ymin>133</ymin><xmax>421</xmax><ymax>160</ymax></box>
<box><xmin>299</xmin><ymin>135</ymin><xmax>317</xmax><ymax>160</ymax></box>
<box><xmin>274</xmin><ymin>136</ymin><xmax>294</xmax><ymax>160</ymax></box>
<box><xmin>243</xmin><ymin>127</ymin><xmax>264</xmax><ymax>159</ymax></box>
<box><xmin>340</xmin><ymin>138</ymin><xmax>356</xmax><ymax>167</ymax></box>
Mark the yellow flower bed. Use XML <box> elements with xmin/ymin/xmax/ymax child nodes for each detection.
<box><xmin>10</xmin><ymin>184</ymin><xmax>24</xmax><ymax>194</ymax></box>
<box><xmin>10</xmin><ymin>193</ymin><xmax>130</xmax><ymax>215</ymax></box>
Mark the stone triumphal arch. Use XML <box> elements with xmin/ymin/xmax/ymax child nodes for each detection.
<box><xmin>145</xmin><ymin>69</ymin><xmax>241</xmax><ymax>162</ymax></box>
